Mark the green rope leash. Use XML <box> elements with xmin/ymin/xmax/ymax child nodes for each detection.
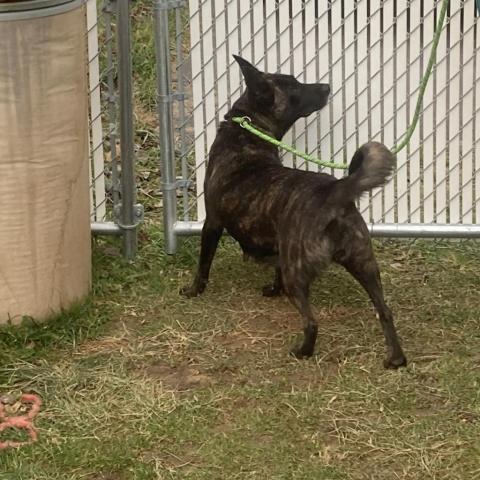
<box><xmin>232</xmin><ymin>115</ymin><xmax>348</xmax><ymax>170</ymax></box>
<box><xmin>233</xmin><ymin>0</ymin><xmax>449</xmax><ymax>170</ymax></box>
<box><xmin>391</xmin><ymin>0</ymin><xmax>449</xmax><ymax>154</ymax></box>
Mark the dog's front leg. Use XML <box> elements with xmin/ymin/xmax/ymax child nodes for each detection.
<box><xmin>282</xmin><ymin>275</ymin><xmax>318</xmax><ymax>359</ymax></box>
<box><xmin>181</xmin><ymin>220</ymin><xmax>223</xmax><ymax>297</ymax></box>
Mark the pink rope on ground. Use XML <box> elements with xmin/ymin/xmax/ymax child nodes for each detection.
<box><xmin>0</xmin><ymin>393</ymin><xmax>42</xmax><ymax>449</ymax></box>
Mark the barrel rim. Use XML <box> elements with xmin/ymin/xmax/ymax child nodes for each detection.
<box><xmin>0</xmin><ymin>0</ymin><xmax>83</xmax><ymax>19</ymax></box>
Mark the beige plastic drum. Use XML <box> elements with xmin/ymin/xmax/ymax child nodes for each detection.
<box><xmin>0</xmin><ymin>0</ymin><xmax>91</xmax><ymax>324</ymax></box>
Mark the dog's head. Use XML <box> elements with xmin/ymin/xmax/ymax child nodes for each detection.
<box><xmin>232</xmin><ymin>55</ymin><xmax>330</xmax><ymax>138</ymax></box>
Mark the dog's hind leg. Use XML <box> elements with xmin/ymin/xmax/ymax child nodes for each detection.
<box><xmin>181</xmin><ymin>220</ymin><xmax>223</xmax><ymax>297</ymax></box>
<box><xmin>282</xmin><ymin>273</ymin><xmax>318</xmax><ymax>358</ymax></box>
<box><xmin>339</xmin><ymin>254</ymin><xmax>407</xmax><ymax>369</ymax></box>
<box><xmin>262</xmin><ymin>267</ymin><xmax>284</xmax><ymax>297</ymax></box>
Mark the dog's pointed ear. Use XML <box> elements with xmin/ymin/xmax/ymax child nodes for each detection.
<box><xmin>233</xmin><ymin>55</ymin><xmax>274</xmax><ymax>106</ymax></box>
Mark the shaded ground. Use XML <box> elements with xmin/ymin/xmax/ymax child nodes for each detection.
<box><xmin>1</xmin><ymin>231</ymin><xmax>480</xmax><ymax>479</ymax></box>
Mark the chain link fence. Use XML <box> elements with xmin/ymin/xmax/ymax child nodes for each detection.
<box><xmin>156</xmin><ymin>0</ymin><xmax>480</xmax><ymax>253</ymax></box>
<box><xmin>87</xmin><ymin>0</ymin><xmax>141</xmax><ymax>257</ymax></box>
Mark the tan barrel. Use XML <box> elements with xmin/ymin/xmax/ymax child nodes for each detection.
<box><xmin>0</xmin><ymin>0</ymin><xmax>91</xmax><ymax>324</ymax></box>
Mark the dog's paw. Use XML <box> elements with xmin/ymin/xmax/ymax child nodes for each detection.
<box><xmin>180</xmin><ymin>285</ymin><xmax>199</xmax><ymax>298</ymax></box>
<box><xmin>290</xmin><ymin>345</ymin><xmax>314</xmax><ymax>359</ymax></box>
<box><xmin>262</xmin><ymin>284</ymin><xmax>283</xmax><ymax>297</ymax></box>
<box><xmin>383</xmin><ymin>354</ymin><xmax>407</xmax><ymax>369</ymax></box>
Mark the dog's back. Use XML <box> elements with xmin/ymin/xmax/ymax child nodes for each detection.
<box><xmin>206</xmin><ymin>115</ymin><xmax>393</xmax><ymax>265</ymax></box>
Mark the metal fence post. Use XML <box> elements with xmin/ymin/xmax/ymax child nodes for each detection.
<box><xmin>154</xmin><ymin>0</ymin><xmax>178</xmax><ymax>254</ymax></box>
<box><xmin>116</xmin><ymin>0</ymin><xmax>138</xmax><ymax>259</ymax></box>
<box><xmin>104</xmin><ymin>0</ymin><xmax>120</xmax><ymax>208</ymax></box>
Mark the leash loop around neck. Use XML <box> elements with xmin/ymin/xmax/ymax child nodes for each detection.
<box><xmin>232</xmin><ymin>116</ymin><xmax>348</xmax><ymax>170</ymax></box>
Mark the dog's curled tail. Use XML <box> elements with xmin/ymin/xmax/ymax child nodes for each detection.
<box><xmin>342</xmin><ymin>142</ymin><xmax>395</xmax><ymax>199</ymax></box>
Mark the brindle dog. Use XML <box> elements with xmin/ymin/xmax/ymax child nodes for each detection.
<box><xmin>181</xmin><ymin>55</ymin><xmax>407</xmax><ymax>369</ymax></box>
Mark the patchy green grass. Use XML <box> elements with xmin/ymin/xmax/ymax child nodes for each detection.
<box><xmin>1</xmin><ymin>231</ymin><xmax>480</xmax><ymax>479</ymax></box>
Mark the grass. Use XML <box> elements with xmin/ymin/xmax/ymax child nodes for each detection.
<box><xmin>1</xmin><ymin>231</ymin><xmax>480</xmax><ymax>479</ymax></box>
